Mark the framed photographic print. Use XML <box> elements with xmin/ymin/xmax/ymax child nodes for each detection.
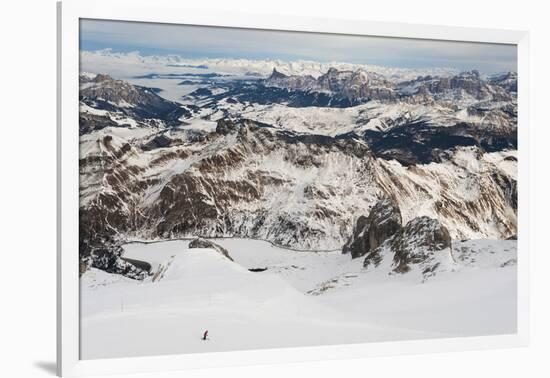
<box><xmin>57</xmin><ymin>0</ymin><xmax>530</xmax><ymax>376</ymax></box>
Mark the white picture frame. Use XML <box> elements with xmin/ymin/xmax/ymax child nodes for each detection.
<box><xmin>57</xmin><ymin>0</ymin><xmax>530</xmax><ymax>376</ymax></box>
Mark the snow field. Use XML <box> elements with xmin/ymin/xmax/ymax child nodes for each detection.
<box><xmin>81</xmin><ymin>238</ymin><xmax>517</xmax><ymax>359</ymax></box>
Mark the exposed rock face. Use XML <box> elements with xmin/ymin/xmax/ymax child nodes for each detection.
<box><xmin>79</xmin><ymin>113</ymin><xmax>119</xmax><ymax>135</ymax></box>
<box><xmin>489</xmin><ymin>71</ymin><xmax>518</xmax><ymax>93</ymax></box>
<box><xmin>265</xmin><ymin>68</ymin><xmax>318</xmax><ymax>91</ymax></box>
<box><xmin>390</xmin><ymin>216</ymin><xmax>452</xmax><ymax>274</ymax></box>
<box><xmin>342</xmin><ymin>215</ymin><xmax>370</xmax><ymax>258</ymax></box>
<box><xmin>79</xmin><ymin>73</ymin><xmax>190</xmax><ymax>125</ymax></box>
<box><xmin>342</xmin><ymin>198</ymin><xmax>402</xmax><ymax>259</ymax></box>
<box><xmin>80</xmin><ymin>73</ymin><xmax>111</xmax><ymax>84</ymax></box>
<box><xmin>141</xmin><ymin>134</ymin><xmax>175</xmax><ymax>151</ymax></box>
<box><xmin>364</xmin><ymin>216</ymin><xmax>452</xmax><ymax>278</ymax></box>
<box><xmin>363</xmin><ymin>118</ymin><xmax>517</xmax><ymax>166</ymax></box>
<box><xmin>366</xmin><ymin>198</ymin><xmax>403</xmax><ymax>252</ymax></box>
<box><xmin>216</xmin><ymin>118</ymin><xmax>238</xmax><ymax>135</ymax></box>
<box><xmin>264</xmin><ymin>67</ymin><xmax>396</xmax><ymax>104</ymax></box>
<box><xmin>262</xmin><ymin>68</ymin><xmax>512</xmax><ymax>106</ymax></box>
<box><xmin>397</xmin><ymin>71</ymin><xmax>512</xmax><ymax>102</ymax></box>
<box><xmin>189</xmin><ymin>238</ymin><xmax>234</xmax><ymax>261</ymax></box>
<box><xmin>79</xmin><ymin>233</ymin><xmax>149</xmax><ymax>280</ymax></box>
<box><xmin>491</xmin><ymin>170</ymin><xmax>518</xmax><ymax>210</ymax></box>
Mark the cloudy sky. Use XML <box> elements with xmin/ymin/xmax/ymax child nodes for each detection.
<box><xmin>80</xmin><ymin>19</ymin><xmax>517</xmax><ymax>73</ymax></box>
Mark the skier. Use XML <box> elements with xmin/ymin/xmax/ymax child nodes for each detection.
<box><xmin>202</xmin><ymin>330</ymin><xmax>209</xmax><ymax>341</ymax></box>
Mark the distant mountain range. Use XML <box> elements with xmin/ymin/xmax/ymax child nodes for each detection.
<box><xmin>78</xmin><ymin>66</ymin><xmax>517</xmax><ymax>279</ymax></box>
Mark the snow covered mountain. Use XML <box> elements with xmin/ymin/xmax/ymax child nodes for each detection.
<box><xmin>260</xmin><ymin>68</ymin><xmax>513</xmax><ymax>106</ymax></box>
<box><xmin>78</xmin><ymin>63</ymin><xmax>517</xmax><ymax>279</ymax></box>
<box><xmin>80</xmin><ymin>73</ymin><xmax>190</xmax><ymax>131</ymax></box>
<box><xmin>78</xmin><ymin>51</ymin><xmax>519</xmax><ymax>359</ymax></box>
<box><xmin>263</xmin><ymin>67</ymin><xmax>397</xmax><ymax>105</ymax></box>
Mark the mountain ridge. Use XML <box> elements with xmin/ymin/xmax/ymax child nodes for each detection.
<box><xmin>78</xmin><ymin>70</ymin><xmax>517</xmax><ymax>279</ymax></box>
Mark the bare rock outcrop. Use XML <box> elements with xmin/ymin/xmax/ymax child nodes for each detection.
<box><xmin>189</xmin><ymin>238</ymin><xmax>234</xmax><ymax>261</ymax></box>
<box><xmin>79</xmin><ymin>234</ymin><xmax>149</xmax><ymax>280</ymax></box>
<box><xmin>343</xmin><ymin>198</ymin><xmax>402</xmax><ymax>259</ymax></box>
<box><xmin>216</xmin><ymin>118</ymin><xmax>238</xmax><ymax>135</ymax></box>
<box><xmin>364</xmin><ymin>216</ymin><xmax>452</xmax><ymax>278</ymax></box>
<box><xmin>342</xmin><ymin>215</ymin><xmax>370</xmax><ymax>258</ymax></box>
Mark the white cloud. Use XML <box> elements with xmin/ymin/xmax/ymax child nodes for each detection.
<box><xmin>80</xmin><ymin>49</ymin><xmax>463</xmax><ymax>82</ymax></box>
<box><xmin>80</xmin><ymin>19</ymin><xmax>517</xmax><ymax>73</ymax></box>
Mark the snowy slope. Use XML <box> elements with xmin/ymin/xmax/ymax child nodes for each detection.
<box><xmin>81</xmin><ymin>246</ymin><xmax>420</xmax><ymax>359</ymax></box>
<box><xmin>235</xmin><ymin>100</ymin><xmax>504</xmax><ymax>137</ymax></box>
<box><xmin>80</xmin><ymin>238</ymin><xmax>517</xmax><ymax>359</ymax></box>
<box><xmin>80</xmin><ymin>115</ymin><xmax>517</xmax><ymax>251</ymax></box>
<box><xmin>78</xmin><ymin>50</ymin><xmax>518</xmax><ymax>361</ymax></box>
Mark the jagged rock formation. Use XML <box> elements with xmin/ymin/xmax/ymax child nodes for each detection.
<box><xmin>342</xmin><ymin>198</ymin><xmax>402</xmax><ymax>259</ymax></box>
<box><xmin>260</xmin><ymin>68</ymin><xmax>514</xmax><ymax>107</ymax></box>
<box><xmin>341</xmin><ymin>215</ymin><xmax>370</xmax><ymax>258</ymax></box>
<box><xmin>189</xmin><ymin>238</ymin><xmax>234</xmax><ymax>261</ymax></box>
<box><xmin>264</xmin><ymin>67</ymin><xmax>397</xmax><ymax>104</ymax></box>
<box><xmin>141</xmin><ymin>134</ymin><xmax>177</xmax><ymax>151</ymax></box>
<box><xmin>390</xmin><ymin>216</ymin><xmax>452</xmax><ymax>273</ymax></box>
<box><xmin>79</xmin><ymin>112</ymin><xmax>120</xmax><ymax>135</ymax></box>
<box><xmin>489</xmin><ymin>71</ymin><xmax>518</xmax><ymax>93</ymax></box>
<box><xmin>397</xmin><ymin>71</ymin><xmax>512</xmax><ymax>102</ymax></box>
<box><xmin>346</xmin><ymin>199</ymin><xmax>451</xmax><ymax>278</ymax></box>
<box><xmin>363</xmin><ymin>216</ymin><xmax>452</xmax><ymax>279</ymax></box>
<box><xmin>79</xmin><ymin>233</ymin><xmax>149</xmax><ymax>279</ymax></box>
<box><xmin>80</xmin><ymin>73</ymin><xmax>190</xmax><ymax>125</ymax></box>
<box><xmin>215</xmin><ymin>118</ymin><xmax>238</xmax><ymax>135</ymax></box>
<box><xmin>265</xmin><ymin>68</ymin><xmax>318</xmax><ymax>91</ymax></box>
<box><xmin>365</xmin><ymin>199</ymin><xmax>403</xmax><ymax>251</ymax></box>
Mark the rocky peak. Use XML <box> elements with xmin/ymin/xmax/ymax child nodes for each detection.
<box><xmin>264</xmin><ymin>69</ymin><xmax>318</xmax><ymax>91</ymax></box>
<box><xmin>489</xmin><ymin>71</ymin><xmax>518</xmax><ymax>92</ymax></box>
<box><xmin>366</xmin><ymin>198</ymin><xmax>403</xmax><ymax>251</ymax></box>
<box><xmin>342</xmin><ymin>215</ymin><xmax>370</xmax><ymax>258</ymax></box>
<box><xmin>216</xmin><ymin>118</ymin><xmax>238</xmax><ymax>135</ymax></box>
<box><xmin>342</xmin><ymin>197</ymin><xmax>402</xmax><ymax>259</ymax></box>
<box><xmin>269</xmin><ymin>67</ymin><xmax>288</xmax><ymax>80</ymax></box>
<box><xmin>345</xmin><ymin>199</ymin><xmax>454</xmax><ymax>279</ymax></box>
<box><xmin>403</xmin><ymin>70</ymin><xmax>512</xmax><ymax>101</ymax></box>
<box><xmin>318</xmin><ymin>68</ymin><xmax>360</xmax><ymax>92</ymax></box>
<box><xmin>93</xmin><ymin>73</ymin><xmax>113</xmax><ymax>83</ymax></box>
<box><xmin>79</xmin><ymin>72</ymin><xmax>190</xmax><ymax>126</ymax></box>
<box><xmin>350</xmin><ymin>68</ymin><xmax>369</xmax><ymax>83</ymax></box>
<box><xmin>363</xmin><ymin>215</ymin><xmax>452</xmax><ymax>279</ymax></box>
<box><xmin>391</xmin><ymin>216</ymin><xmax>452</xmax><ymax>271</ymax></box>
<box><xmin>141</xmin><ymin>134</ymin><xmax>174</xmax><ymax>151</ymax></box>
<box><xmin>263</xmin><ymin>67</ymin><xmax>395</xmax><ymax>104</ymax></box>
